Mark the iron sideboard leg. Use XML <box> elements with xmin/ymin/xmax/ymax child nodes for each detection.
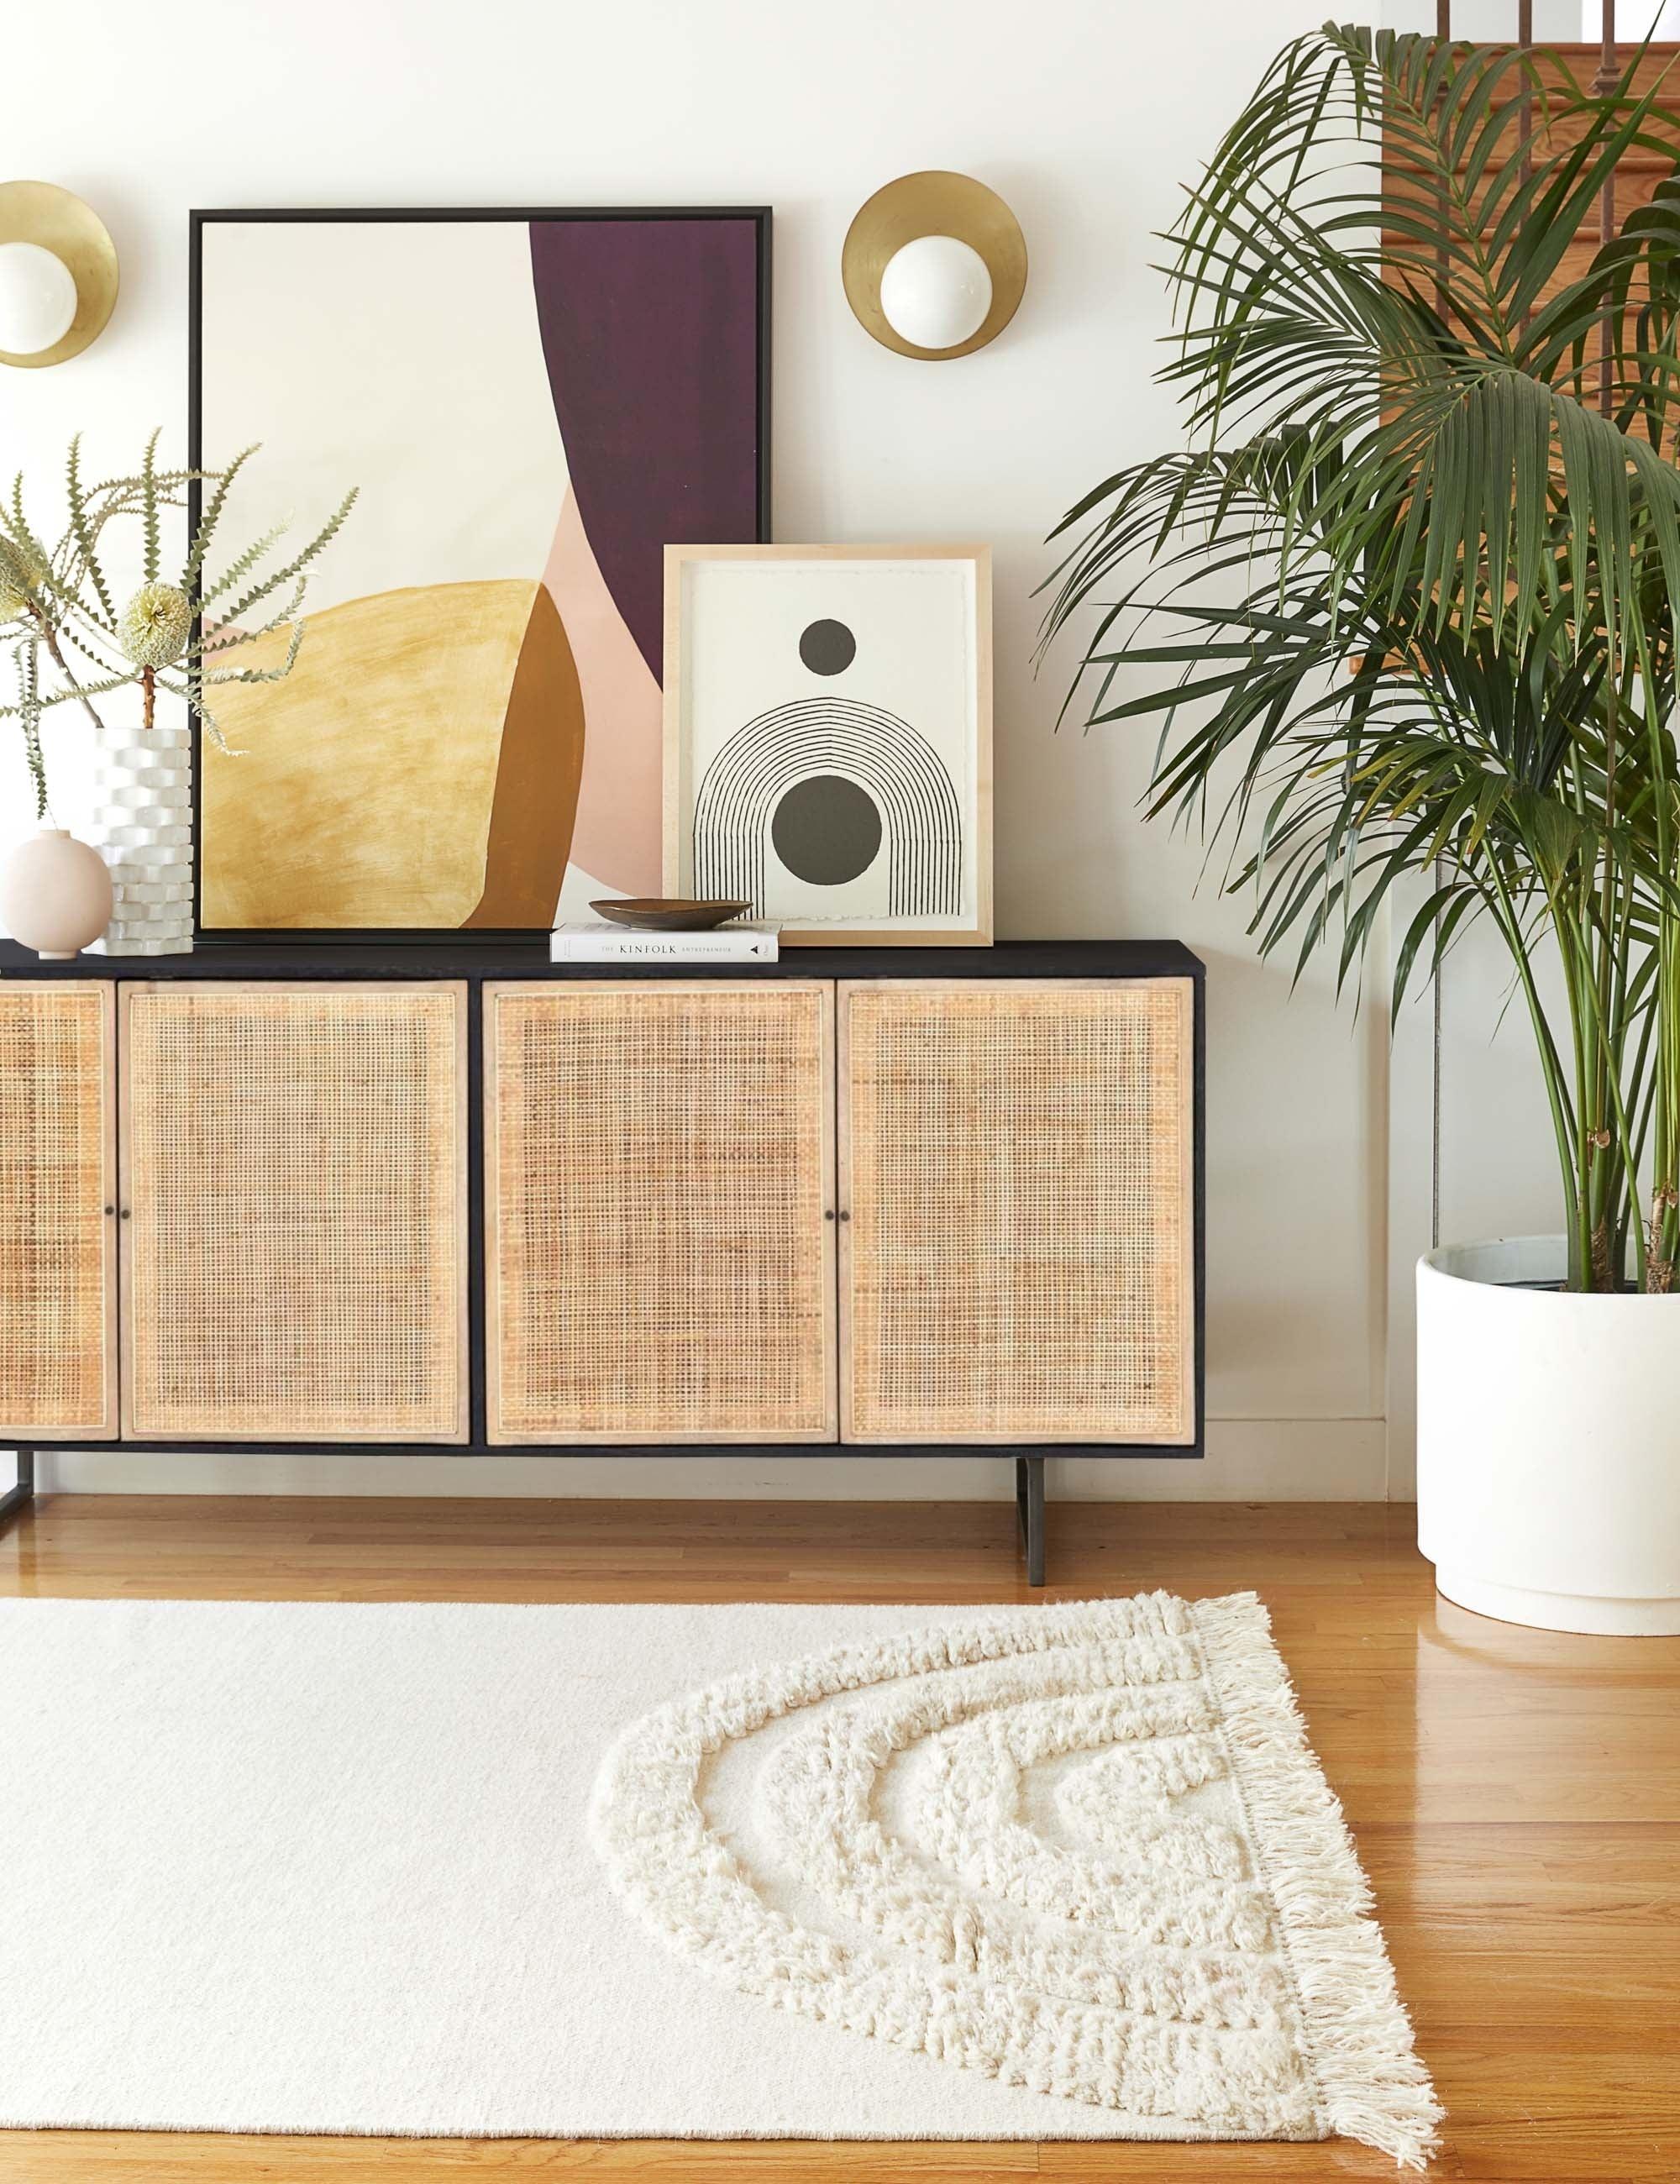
<box><xmin>1015</xmin><ymin>1453</ymin><xmax>1046</xmax><ymax>1588</ymax></box>
<box><xmin>0</xmin><ymin>1448</ymin><xmax>34</xmax><ymax>1533</ymax></box>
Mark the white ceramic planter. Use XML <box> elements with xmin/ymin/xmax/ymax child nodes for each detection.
<box><xmin>87</xmin><ymin>723</ymin><xmax>192</xmax><ymax>957</ymax></box>
<box><xmin>1417</xmin><ymin>1237</ymin><xmax>1680</xmax><ymax>1634</ymax></box>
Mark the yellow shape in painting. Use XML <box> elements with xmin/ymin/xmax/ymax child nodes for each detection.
<box><xmin>202</xmin><ymin>580</ymin><xmax>543</xmax><ymax>930</ymax></box>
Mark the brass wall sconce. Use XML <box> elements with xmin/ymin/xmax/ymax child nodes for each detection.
<box><xmin>843</xmin><ymin>171</ymin><xmax>1026</xmax><ymax>360</ymax></box>
<box><xmin>0</xmin><ymin>182</ymin><xmax>119</xmax><ymax>369</ymax></box>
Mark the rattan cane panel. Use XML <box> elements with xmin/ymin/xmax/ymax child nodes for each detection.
<box><xmin>843</xmin><ymin>980</ymin><xmax>1194</xmax><ymax>1443</ymax></box>
<box><xmin>123</xmin><ymin>984</ymin><xmax>465</xmax><ymax>1441</ymax></box>
<box><xmin>490</xmin><ymin>984</ymin><xmax>832</xmax><ymax>1441</ymax></box>
<box><xmin>0</xmin><ymin>984</ymin><xmax>113</xmax><ymax>1436</ymax></box>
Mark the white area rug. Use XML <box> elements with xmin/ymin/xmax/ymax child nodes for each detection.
<box><xmin>0</xmin><ymin>1593</ymin><xmax>1439</xmax><ymax>2166</ymax></box>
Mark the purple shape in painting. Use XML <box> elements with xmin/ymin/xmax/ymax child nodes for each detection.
<box><xmin>529</xmin><ymin>218</ymin><xmax>763</xmax><ymax>680</ymax></box>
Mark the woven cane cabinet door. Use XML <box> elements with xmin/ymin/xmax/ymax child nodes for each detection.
<box><xmin>839</xmin><ymin>979</ymin><xmax>1196</xmax><ymax>1444</ymax></box>
<box><xmin>0</xmin><ymin>983</ymin><xmax>117</xmax><ymax>1439</ymax></box>
<box><xmin>119</xmin><ymin>982</ymin><xmax>469</xmax><ymax>1442</ymax></box>
<box><xmin>486</xmin><ymin>982</ymin><xmax>836</xmax><ymax>1443</ymax></box>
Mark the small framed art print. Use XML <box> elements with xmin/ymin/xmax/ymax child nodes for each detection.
<box><xmin>663</xmin><ymin>543</ymin><xmax>992</xmax><ymax>945</ymax></box>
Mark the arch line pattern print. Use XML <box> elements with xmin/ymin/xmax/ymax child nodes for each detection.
<box><xmin>691</xmin><ymin>696</ymin><xmax>963</xmax><ymax>916</ymax></box>
<box><xmin>590</xmin><ymin>1592</ymin><xmax>1441</xmax><ymax>2168</ymax></box>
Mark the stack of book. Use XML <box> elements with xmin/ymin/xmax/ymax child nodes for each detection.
<box><xmin>549</xmin><ymin>920</ymin><xmax>781</xmax><ymax>963</ymax></box>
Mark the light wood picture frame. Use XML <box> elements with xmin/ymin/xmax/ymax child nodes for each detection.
<box><xmin>663</xmin><ymin>543</ymin><xmax>993</xmax><ymax>946</ymax></box>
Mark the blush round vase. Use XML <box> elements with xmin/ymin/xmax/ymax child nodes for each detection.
<box><xmin>0</xmin><ymin>827</ymin><xmax>113</xmax><ymax>958</ymax></box>
<box><xmin>87</xmin><ymin>723</ymin><xmax>193</xmax><ymax>956</ymax></box>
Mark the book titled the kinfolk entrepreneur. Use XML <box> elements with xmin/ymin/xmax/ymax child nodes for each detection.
<box><xmin>549</xmin><ymin>921</ymin><xmax>781</xmax><ymax>963</ymax></box>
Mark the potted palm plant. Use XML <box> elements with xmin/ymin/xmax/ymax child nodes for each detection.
<box><xmin>1043</xmin><ymin>27</ymin><xmax>1680</xmax><ymax>1632</ymax></box>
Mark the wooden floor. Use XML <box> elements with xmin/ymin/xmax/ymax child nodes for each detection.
<box><xmin>0</xmin><ymin>1492</ymin><xmax>1675</xmax><ymax>2183</ymax></box>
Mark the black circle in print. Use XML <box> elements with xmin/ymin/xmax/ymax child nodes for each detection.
<box><xmin>798</xmin><ymin>618</ymin><xmax>858</xmax><ymax>675</ymax></box>
<box><xmin>770</xmin><ymin>773</ymin><xmax>884</xmax><ymax>886</ymax></box>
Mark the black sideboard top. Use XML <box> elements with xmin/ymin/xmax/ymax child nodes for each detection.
<box><xmin>0</xmin><ymin>937</ymin><xmax>1205</xmax><ymax>983</ymax></box>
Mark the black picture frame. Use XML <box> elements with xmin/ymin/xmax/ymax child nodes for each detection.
<box><xmin>187</xmin><ymin>205</ymin><xmax>774</xmax><ymax>948</ymax></box>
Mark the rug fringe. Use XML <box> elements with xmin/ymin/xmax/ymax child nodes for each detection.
<box><xmin>1192</xmin><ymin>1592</ymin><xmax>1445</xmax><ymax>2172</ymax></box>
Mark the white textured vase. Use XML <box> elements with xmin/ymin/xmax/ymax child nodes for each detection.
<box><xmin>88</xmin><ymin>723</ymin><xmax>193</xmax><ymax>957</ymax></box>
<box><xmin>1417</xmin><ymin>1238</ymin><xmax>1680</xmax><ymax>1635</ymax></box>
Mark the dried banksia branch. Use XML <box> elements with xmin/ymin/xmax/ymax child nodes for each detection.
<box><xmin>3</xmin><ymin>433</ymin><xmax>354</xmax><ymax>807</ymax></box>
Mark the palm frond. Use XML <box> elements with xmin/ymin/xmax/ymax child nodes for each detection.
<box><xmin>1043</xmin><ymin>24</ymin><xmax>1680</xmax><ymax>1285</ymax></box>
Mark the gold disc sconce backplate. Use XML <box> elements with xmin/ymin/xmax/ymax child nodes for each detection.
<box><xmin>843</xmin><ymin>171</ymin><xmax>1026</xmax><ymax>360</ymax></box>
<box><xmin>0</xmin><ymin>182</ymin><xmax>119</xmax><ymax>369</ymax></box>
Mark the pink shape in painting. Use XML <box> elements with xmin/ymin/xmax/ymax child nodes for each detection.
<box><xmin>543</xmin><ymin>491</ymin><xmax>663</xmax><ymax>894</ymax></box>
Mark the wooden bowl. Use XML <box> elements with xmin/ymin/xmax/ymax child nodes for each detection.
<box><xmin>591</xmin><ymin>898</ymin><xmax>752</xmax><ymax>932</ymax></box>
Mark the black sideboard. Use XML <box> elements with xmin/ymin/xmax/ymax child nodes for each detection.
<box><xmin>0</xmin><ymin>938</ymin><xmax>1205</xmax><ymax>1583</ymax></box>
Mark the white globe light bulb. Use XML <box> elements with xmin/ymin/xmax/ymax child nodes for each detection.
<box><xmin>0</xmin><ymin>240</ymin><xmax>79</xmax><ymax>354</ymax></box>
<box><xmin>878</xmin><ymin>234</ymin><xmax>993</xmax><ymax>351</ymax></box>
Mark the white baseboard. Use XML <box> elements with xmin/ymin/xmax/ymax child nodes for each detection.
<box><xmin>24</xmin><ymin>1419</ymin><xmax>1388</xmax><ymax>1502</ymax></box>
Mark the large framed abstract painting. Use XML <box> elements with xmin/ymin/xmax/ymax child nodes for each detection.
<box><xmin>664</xmin><ymin>545</ymin><xmax>991</xmax><ymax>945</ymax></box>
<box><xmin>189</xmin><ymin>207</ymin><xmax>770</xmax><ymax>938</ymax></box>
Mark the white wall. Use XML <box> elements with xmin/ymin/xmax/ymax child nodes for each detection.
<box><xmin>1604</xmin><ymin>2</ymin><xmax>1680</xmax><ymax>34</ymax></box>
<box><xmin>4</xmin><ymin>0</ymin><xmax>1396</xmax><ymax>1504</ymax></box>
